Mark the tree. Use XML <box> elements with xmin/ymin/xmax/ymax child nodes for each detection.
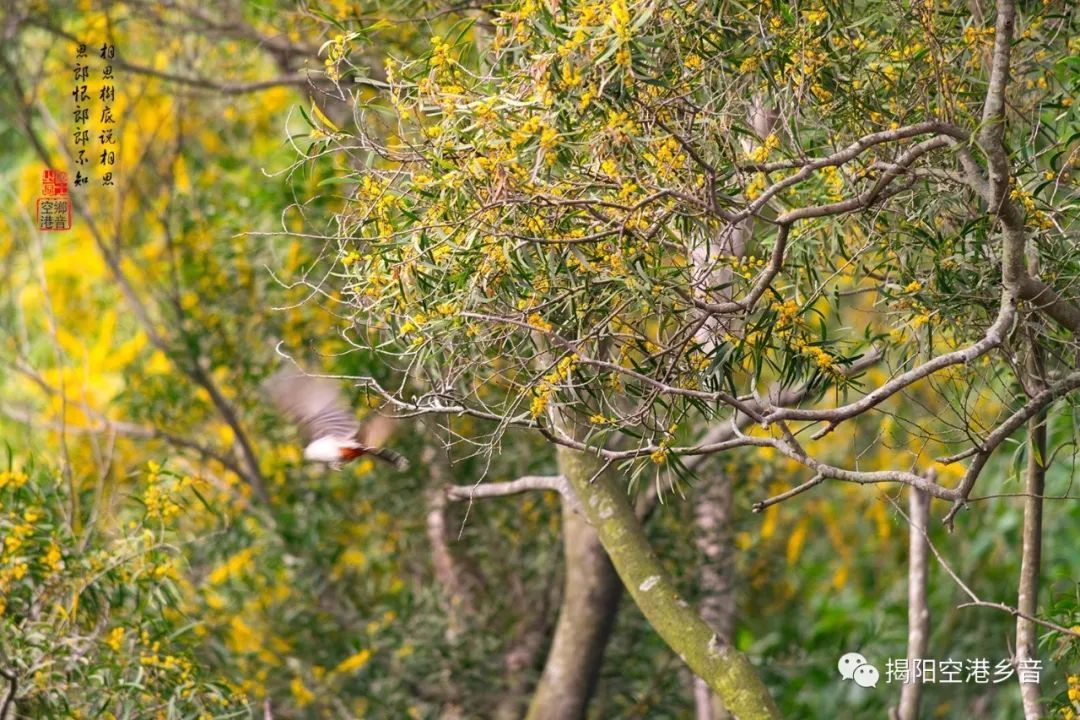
<box><xmin>304</xmin><ymin>0</ymin><xmax>1080</xmax><ymax>716</ymax></box>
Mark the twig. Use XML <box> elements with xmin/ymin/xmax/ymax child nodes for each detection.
<box><xmin>751</xmin><ymin>474</ymin><xmax>824</xmax><ymax>513</ymax></box>
<box><xmin>886</xmin><ymin>496</ymin><xmax>1080</xmax><ymax>640</ymax></box>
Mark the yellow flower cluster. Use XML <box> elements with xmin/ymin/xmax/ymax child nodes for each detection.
<box><xmin>610</xmin><ymin>0</ymin><xmax>631</xmax><ymax>40</ymax></box>
<box><xmin>773</xmin><ymin>298</ymin><xmax>801</xmax><ymax>330</ymax></box>
<box><xmin>43</xmin><ymin>543</ymin><xmax>63</xmax><ymax>573</ymax></box>
<box><xmin>291</xmin><ymin>676</ymin><xmax>315</xmax><ymax>708</ymax></box>
<box><xmin>792</xmin><ymin>340</ymin><xmax>835</xmax><ymax>370</ymax></box>
<box><xmin>144</xmin><ymin>461</ymin><xmax>184</xmax><ymax>523</ymax></box>
<box><xmin>106</xmin><ymin>626</ymin><xmax>125</xmax><ymax>652</ymax></box>
<box><xmin>962</xmin><ymin>25</ymin><xmax>995</xmax><ymax>47</ymax></box>
<box><xmin>3</xmin><ymin>521</ymin><xmax>33</xmax><ymax>559</ymax></box>
<box><xmin>322</xmin><ymin>34</ymin><xmax>349</xmax><ymax>83</ymax></box>
<box><xmin>530</xmin><ymin>354</ymin><xmax>580</xmax><ymax>418</ymax></box>
<box><xmin>1009</xmin><ymin>186</ymin><xmax>1054</xmax><ymax>230</ymax></box>
<box><xmin>333</xmin><ymin>648</ymin><xmax>373</xmax><ymax>675</ymax></box>
<box><xmin>139</xmin><ymin>640</ymin><xmax>195</xmax><ymax>683</ymax></box>
<box><xmin>1063</xmin><ymin>674</ymin><xmax>1080</xmax><ymax>719</ymax></box>
<box><xmin>605</xmin><ymin>110</ymin><xmax>638</xmax><ymax>138</ymax></box>
<box><xmin>429</xmin><ymin>35</ymin><xmax>452</xmax><ymax>69</ymax></box>
<box><xmin>726</xmin><ymin>253</ymin><xmax>767</xmax><ymax>279</ymax></box>
<box><xmin>527</xmin><ymin>313</ymin><xmax>553</xmax><ymax>332</ymax></box>
<box><xmin>399</xmin><ymin>313</ymin><xmax>426</xmax><ymax>335</ymax></box>
<box><xmin>511</xmin><ymin>116</ymin><xmax>549</xmax><ymax>148</ymax></box>
<box><xmin>820</xmin><ymin>165</ymin><xmax>844</xmax><ymax>199</ymax></box>
<box><xmin>745</xmin><ymin>172</ymin><xmax>767</xmax><ymax>200</ymax></box>
<box><xmin>0</xmin><ymin>470</ymin><xmax>29</xmax><ymax>490</ymax></box>
<box><xmin>746</xmin><ymin>133</ymin><xmax>781</xmax><ymax>163</ymax></box>
<box><xmin>649</xmin><ymin>136</ymin><xmax>687</xmax><ymax>177</ymax></box>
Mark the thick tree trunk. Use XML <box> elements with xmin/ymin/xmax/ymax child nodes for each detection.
<box><xmin>524</xmin><ymin>500</ymin><xmax>622</xmax><ymax>720</ymax></box>
<box><xmin>556</xmin><ymin>446</ymin><xmax>780</xmax><ymax>719</ymax></box>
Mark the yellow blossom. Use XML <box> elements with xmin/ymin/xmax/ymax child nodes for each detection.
<box><xmin>106</xmin><ymin>627</ymin><xmax>125</xmax><ymax>652</ymax></box>
<box><xmin>334</xmin><ymin>649</ymin><xmax>373</xmax><ymax>674</ymax></box>
<box><xmin>290</xmin><ymin>677</ymin><xmax>315</xmax><ymax>708</ymax></box>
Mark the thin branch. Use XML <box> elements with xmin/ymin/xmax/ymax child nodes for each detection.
<box><xmin>751</xmin><ymin>474</ymin><xmax>824</xmax><ymax>513</ymax></box>
<box><xmin>955</xmin><ymin>600</ymin><xmax>1080</xmax><ymax>639</ymax></box>
<box><xmin>446</xmin><ymin>474</ymin><xmax>584</xmax><ymax>516</ymax></box>
<box><xmin>978</xmin><ymin>0</ymin><xmax>1017</xmax><ymax>205</ymax></box>
<box><xmin>887</xmin><ymin>496</ymin><xmax>1080</xmax><ymax>640</ymax></box>
<box><xmin>0</xmin><ymin>405</ymin><xmax>252</xmax><ymax>486</ymax></box>
<box><xmin>763</xmin><ymin>296</ymin><xmax>1015</xmax><ymax>437</ymax></box>
<box><xmin>942</xmin><ymin>370</ymin><xmax>1080</xmax><ymax>526</ymax></box>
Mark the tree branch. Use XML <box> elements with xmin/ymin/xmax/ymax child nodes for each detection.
<box><xmin>0</xmin><ymin>667</ymin><xmax>15</xmax><ymax>720</ymax></box>
<box><xmin>887</xmin><ymin>496</ymin><xmax>1080</xmax><ymax>640</ymax></box>
<box><xmin>446</xmin><ymin>475</ymin><xmax>583</xmax><ymax>516</ymax></box>
<box><xmin>556</xmin><ymin>446</ymin><xmax>780</xmax><ymax>719</ymax></box>
<box><xmin>942</xmin><ymin>370</ymin><xmax>1080</xmax><ymax>526</ymax></box>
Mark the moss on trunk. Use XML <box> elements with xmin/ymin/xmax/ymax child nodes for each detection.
<box><xmin>558</xmin><ymin>446</ymin><xmax>781</xmax><ymax>720</ymax></box>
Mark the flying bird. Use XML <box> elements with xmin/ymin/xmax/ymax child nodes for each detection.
<box><xmin>264</xmin><ymin>369</ymin><xmax>409</xmax><ymax>471</ymax></box>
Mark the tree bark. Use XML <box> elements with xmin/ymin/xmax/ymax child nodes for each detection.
<box><xmin>692</xmin><ymin>470</ymin><xmax>736</xmax><ymax>720</ymax></box>
<box><xmin>1015</xmin><ymin>412</ymin><xmax>1045</xmax><ymax>719</ymax></box>
<box><xmin>556</xmin><ymin>446</ymin><xmax>780</xmax><ymax>719</ymax></box>
<box><xmin>896</xmin><ymin>486</ymin><xmax>930</xmax><ymax>720</ymax></box>
<box><xmin>524</xmin><ymin>500</ymin><xmax>622</xmax><ymax>720</ymax></box>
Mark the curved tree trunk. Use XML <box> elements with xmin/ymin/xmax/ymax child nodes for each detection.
<box><xmin>556</xmin><ymin>446</ymin><xmax>780</xmax><ymax>719</ymax></box>
<box><xmin>524</xmin><ymin>501</ymin><xmax>622</xmax><ymax>720</ymax></box>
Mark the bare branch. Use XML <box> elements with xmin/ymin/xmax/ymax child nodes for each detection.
<box><xmin>446</xmin><ymin>474</ymin><xmax>584</xmax><ymax>516</ymax></box>
<box><xmin>751</xmin><ymin>474</ymin><xmax>824</xmax><ymax>513</ymax></box>
<box><xmin>0</xmin><ymin>405</ymin><xmax>252</xmax><ymax>487</ymax></box>
<box><xmin>943</xmin><ymin>370</ymin><xmax>1080</xmax><ymax>526</ymax></box>
<box><xmin>979</xmin><ymin>0</ymin><xmax>1017</xmax><ymax>205</ymax></box>
<box><xmin>887</xmin><ymin>496</ymin><xmax>1080</xmax><ymax>640</ymax></box>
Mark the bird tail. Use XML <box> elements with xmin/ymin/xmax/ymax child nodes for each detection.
<box><xmin>369</xmin><ymin>446</ymin><xmax>409</xmax><ymax>471</ymax></box>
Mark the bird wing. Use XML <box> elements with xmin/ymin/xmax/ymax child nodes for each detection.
<box><xmin>356</xmin><ymin>414</ymin><xmax>398</xmax><ymax>449</ymax></box>
<box><xmin>263</xmin><ymin>369</ymin><xmax>361</xmax><ymax>443</ymax></box>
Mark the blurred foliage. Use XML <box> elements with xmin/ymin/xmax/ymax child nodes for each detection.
<box><xmin>0</xmin><ymin>1</ymin><xmax>1077</xmax><ymax>719</ymax></box>
<box><xmin>0</xmin><ymin>457</ymin><xmax>249</xmax><ymax>718</ymax></box>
